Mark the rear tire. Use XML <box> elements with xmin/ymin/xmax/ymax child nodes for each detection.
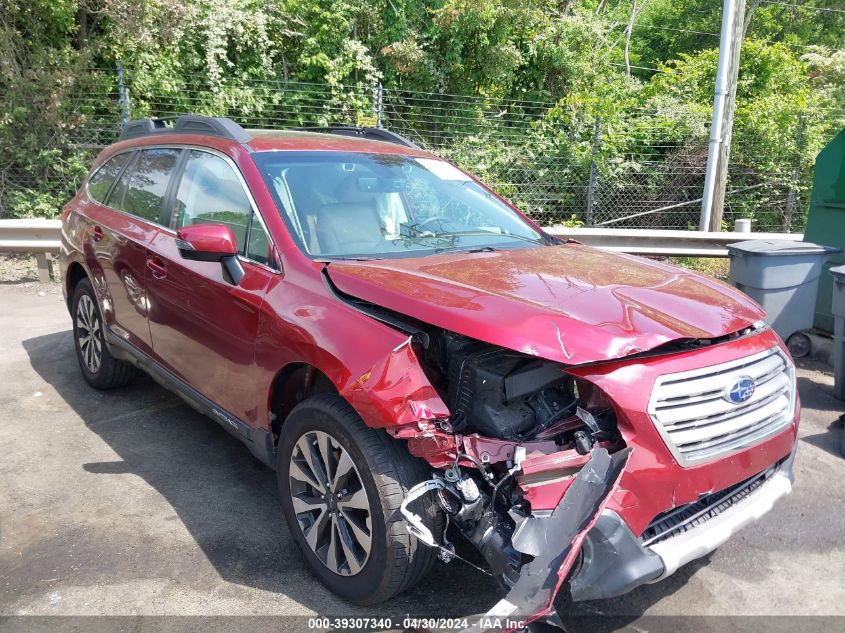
<box><xmin>71</xmin><ymin>278</ymin><xmax>136</xmax><ymax>390</ymax></box>
<box><xmin>277</xmin><ymin>393</ymin><xmax>441</xmax><ymax>605</ymax></box>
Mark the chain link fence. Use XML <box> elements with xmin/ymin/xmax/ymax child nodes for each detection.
<box><xmin>1</xmin><ymin>67</ymin><xmax>841</xmax><ymax>231</ymax></box>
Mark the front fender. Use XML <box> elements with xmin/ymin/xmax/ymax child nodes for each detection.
<box><xmin>255</xmin><ymin>270</ymin><xmax>449</xmax><ymax>433</ymax></box>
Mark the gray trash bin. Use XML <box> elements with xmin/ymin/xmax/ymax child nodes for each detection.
<box><xmin>831</xmin><ymin>264</ymin><xmax>845</xmax><ymax>401</ymax></box>
<box><xmin>727</xmin><ymin>240</ymin><xmax>842</xmax><ymax>356</ymax></box>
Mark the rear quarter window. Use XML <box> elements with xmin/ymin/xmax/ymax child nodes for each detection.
<box><xmin>87</xmin><ymin>153</ymin><xmax>130</xmax><ymax>204</ymax></box>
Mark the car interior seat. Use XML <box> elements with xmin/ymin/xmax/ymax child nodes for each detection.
<box><xmin>314</xmin><ymin>202</ymin><xmax>384</xmax><ymax>255</ymax></box>
<box><xmin>312</xmin><ymin>174</ymin><xmax>385</xmax><ymax>255</ymax></box>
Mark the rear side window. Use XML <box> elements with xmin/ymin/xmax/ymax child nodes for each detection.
<box><xmin>117</xmin><ymin>148</ymin><xmax>181</xmax><ymax>223</ymax></box>
<box><xmin>87</xmin><ymin>153</ymin><xmax>130</xmax><ymax>204</ymax></box>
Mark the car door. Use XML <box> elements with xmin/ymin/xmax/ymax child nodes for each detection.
<box><xmin>145</xmin><ymin>148</ymin><xmax>277</xmax><ymax>429</ymax></box>
<box><xmin>83</xmin><ymin>148</ymin><xmax>181</xmax><ymax>356</ymax></box>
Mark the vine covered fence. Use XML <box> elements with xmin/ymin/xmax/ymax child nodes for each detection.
<box><xmin>1</xmin><ymin>68</ymin><xmax>841</xmax><ymax>232</ymax></box>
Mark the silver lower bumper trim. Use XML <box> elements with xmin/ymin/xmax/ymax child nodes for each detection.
<box><xmin>647</xmin><ymin>450</ymin><xmax>795</xmax><ymax>581</ymax></box>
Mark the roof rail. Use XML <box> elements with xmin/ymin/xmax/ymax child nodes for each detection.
<box><xmin>294</xmin><ymin>126</ymin><xmax>421</xmax><ymax>149</ymax></box>
<box><xmin>119</xmin><ymin>115</ymin><xmax>252</xmax><ymax>144</ymax></box>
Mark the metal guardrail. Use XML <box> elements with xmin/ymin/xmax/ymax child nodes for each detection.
<box><xmin>0</xmin><ymin>219</ymin><xmax>62</xmax><ymax>282</ymax></box>
<box><xmin>545</xmin><ymin>227</ymin><xmax>804</xmax><ymax>257</ymax></box>
<box><xmin>0</xmin><ymin>219</ymin><xmax>805</xmax><ymax>283</ymax></box>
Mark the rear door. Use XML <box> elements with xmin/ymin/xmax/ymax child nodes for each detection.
<box><xmin>145</xmin><ymin>148</ymin><xmax>277</xmax><ymax>428</ymax></box>
<box><xmin>83</xmin><ymin>147</ymin><xmax>182</xmax><ymax>355</ymax></box>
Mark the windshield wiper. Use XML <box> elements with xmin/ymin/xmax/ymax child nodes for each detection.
<box><xmin>431</xmin><ymin>230</ymin><xmax>547</xmax><ymax>246</ymax></box>
<box><xmin>434</xmin><ymin>244</ymin><xmax>498</xmax><ymax>254</ymax></box>
<box><xmin>319</xmin><ymin>255</ymin><xmax>385</xmax><ymax>262</ymax></box>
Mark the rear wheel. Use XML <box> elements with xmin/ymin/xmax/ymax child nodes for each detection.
<box><xmin>71</xmin><ymin>278</ymin><xmax>136</xmax><ymax>389</ymax></box>
<box><xmin>277</xmin><ymin>393</ymin><xmax>441</xmax><ymax>604</ymax></box>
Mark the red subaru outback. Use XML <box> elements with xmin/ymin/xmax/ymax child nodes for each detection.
<box><xmin>60</xmin><ymin>115</ymin><xmax>798</xmax><ymax>626</ymax></box>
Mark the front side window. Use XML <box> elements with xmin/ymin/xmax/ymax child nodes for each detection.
<box><xmin>174</xmin><ymin>150</ymin><xmax>273</xmax><ymax>265</ymax></box>
<box><xmin>118</xmin><ymin>148</ymin><xmax>181</xmax><ymax>223</ymax></box>
<box><xmin>245</xmin><ymin>219</ymin><xmax>273</xmax><ymax>265</ymax></box>
<box><xmin>87</xmin><ymin>153</ymin><xmax>130</xmax><ymax>204</ymax></box>
<box><xmin>252</xmin><ymin>151</ymin><xmax>546</xmax><ymax>260</ymax></box>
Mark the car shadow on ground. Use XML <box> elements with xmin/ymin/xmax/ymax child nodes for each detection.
<box><xmin>23</xmin><ymin>329</ymin><xmax>704</xmax><ymax>625</ymax></box>
<box><xmin>795</xmin><ymin>362</ymin><xmax>845</xmax><ymax>460</ymax></box>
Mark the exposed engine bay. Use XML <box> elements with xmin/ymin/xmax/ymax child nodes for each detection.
<box><xmin>398</xmin><ymin>330</ymin><xmax>630</xmax><ymax>631</ymax></box>
<box><xmin>429</xmin><ymin>331</ymin><xmax>578</xmax><ymax>441</ymax></box>
<box><xmin>423</xmin><ymin>330</ymin><xmax>622</xmax><ymax>449</ymax></box>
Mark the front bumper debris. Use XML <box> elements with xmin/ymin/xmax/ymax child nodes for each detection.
<box><xmin>414</xmin><ymin>447</ymin><xmax>631</xmax><ymax>633</ymax></box>
<box><xmin>567</xmin><ymin>509</ymin><xmax>664</xmax><ymax>602</ymax></box>
<box><xmin>568</xmin><ymin>446</ymin><xmax>796</xmax><ymax>602</ymax></box>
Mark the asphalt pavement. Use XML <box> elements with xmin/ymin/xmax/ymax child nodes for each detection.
<box><xmin>1</xmin><ymin>280</ymin><xmax>843</xmax><ymax>631</ymax></box>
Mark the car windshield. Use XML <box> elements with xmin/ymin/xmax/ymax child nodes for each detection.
<box><xmin>252</xmin><ymin>151</ymin><xmax>547</xmax><ymax>260</ymax></box>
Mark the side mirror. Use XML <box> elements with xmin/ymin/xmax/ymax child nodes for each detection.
<box><xmin>176</xmin><ymin>223</ymin><xmax>238</xmax><ymax>261</ymax></box>
<box><xmin>176</xmin><ymin>223</ymin><xmax>244</xmax><ymax>285</ymax></box>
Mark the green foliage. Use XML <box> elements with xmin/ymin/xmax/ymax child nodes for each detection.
<box><xmin>649</xmin><ymin>40</ymin><xmax>823</xmax><ymax>177</ymax></box>
<box><xmin>666</xmin><ymin>256</ymin><xmax>730</xmax><ymax>281</ymax></box>
<box><xmin>802</xmin><ymin>46</ymin><xmax>845</xmax><ymax>133</ymax></box>
<box><xmin>0</xmin><ymin>62</ymin><xmax>108</xmax><ymax>218</ymax></box>
<box><xmin>0</xmin><ymin>0</ymin><xmax>842</xmax><ymax>228</ymax></box>
<box><xmin>556</xmin><ymin>214</ymin><xmax>584</xmax><ymax>228</ymax></box>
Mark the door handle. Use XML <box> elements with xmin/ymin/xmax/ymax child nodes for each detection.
<box><xmin>146</xmin><ymin>257</ymin><xmax>168</xmax><ymax>279</ymax></box>
<box><xmin>91</xmin><ymin>225</ymin><xmax>104</xmax><ymax>242</ymax></box>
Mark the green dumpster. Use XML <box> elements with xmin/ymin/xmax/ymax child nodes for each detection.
<box><xmin>803</xmin><ymin>129</ymin><xmax>845</xmax><ymax>333</ymax></box>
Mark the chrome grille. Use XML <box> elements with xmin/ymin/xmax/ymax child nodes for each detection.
<box><xmin>648</xmin><ymin>347</ymin><xmax>795</xmax><ymax>466</ymax></box>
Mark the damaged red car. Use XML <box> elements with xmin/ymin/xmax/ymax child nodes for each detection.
<box><xmin>60</xmin><ymin>116</ymin><xmax>799</xmax><ymax>627</ymax></box>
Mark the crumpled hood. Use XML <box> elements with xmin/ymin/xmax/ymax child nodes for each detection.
<box><xmin>326</xmin><ymin>243</ymin><xmax>765</xmax><ymax>365</ymax></box>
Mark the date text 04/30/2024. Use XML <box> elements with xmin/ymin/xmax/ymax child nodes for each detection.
<box><xmin>306</xmin><ymin>617</ymin><xmax>527</xmax><ymax>630</ymax></box>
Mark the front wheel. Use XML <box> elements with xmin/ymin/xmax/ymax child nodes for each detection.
<box><xmin>277</xmin><ymin>393</ymin><xmax>441</xmax><ymax>605</ymax></box>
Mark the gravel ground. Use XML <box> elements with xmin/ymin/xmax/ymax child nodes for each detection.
<box><xmin>0</xmin><ymin>252</ymin><xmax>59</xmax><ymax>289</ymax></box>
<box><xmin>0</xmin><ymin>253</ymin><xmax>40</xmax><ymax>283</ymax></box>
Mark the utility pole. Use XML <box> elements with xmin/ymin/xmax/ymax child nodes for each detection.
<box><xmin>700</xmin><ymin>0</ymin><xmax>763</xmax><ymax>231</ymax></box>
<box><xmin>699</xmin><ymin>0</ymin><xmax>744</xmax><ymax>232</ymax></box>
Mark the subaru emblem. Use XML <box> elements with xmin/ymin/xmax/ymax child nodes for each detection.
<box><xmin>726</xmin><ymin>376</ymin><xmax>755</xmax><ymax>404</ymax></box>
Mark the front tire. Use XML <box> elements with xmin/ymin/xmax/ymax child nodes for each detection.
<box><xmin>277</xmin><ymin>393</ymin><xmax>441</xmax><ymax>605</ymax></box>
<box><xmin>71</xmin><ymin>278</ymin><xmax>136</xmax><ymax>389</ymax></box>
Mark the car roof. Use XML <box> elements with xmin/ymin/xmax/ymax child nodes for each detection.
<box><xmin>243</xmin><ymin>129</ymin><xmax>430</xmax><ymax>156</ymax></box>
<box><xmin>111</xmin><ymin>115</ymin><xmax>431</xmax><ymax>158</ymax></box>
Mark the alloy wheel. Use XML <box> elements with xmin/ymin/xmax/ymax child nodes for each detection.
<box><xmin>288</xmin><ymin>430</ymin><xmax>373</xmax><ymax>576</ymax></box>
<box><xmin>76</xmin><ymin>294</ymin><xmax>102</xmax><ymax>374</ymax></box>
